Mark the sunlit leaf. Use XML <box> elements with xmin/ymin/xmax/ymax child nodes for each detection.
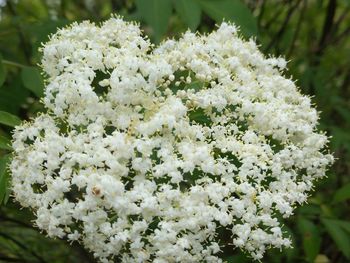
<box><xmin>0</xmin><ymin>135</ymin><xmax>12</xmax><ymax>150</ymax></box>
<box><xmin>0</xmin><ymin>111</ymin><xmax>21</xmax><ymax>127</ymax></box>
<box><xmin>197</xmin><ymin>0</ymin><xmax>257</xmax><ymax>37</ymax></box>
<box><xmin>135</xmin><ymin>0</ymin><xmax>172</xmax><ymax>43</ymax></box>
<box><xmin>174</xmin><ymin>0</ymin><xmax>201</xmax><ymax>31</ymax></box>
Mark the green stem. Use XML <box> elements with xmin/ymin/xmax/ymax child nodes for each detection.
<box><xmin>2</xmin><ymin>60</ymin><xmax>26</xmax><ymax>68</ymax></box>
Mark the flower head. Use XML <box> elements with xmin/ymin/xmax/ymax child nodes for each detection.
<box><xmin>11</xmin><ymin>17</ymin><xmax>333</xmax><ymax>262</ymax></box>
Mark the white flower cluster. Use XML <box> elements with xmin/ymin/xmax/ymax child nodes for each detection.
<box><xmin>11</xmin><ymin>17</ymin><xmax>333</xmax><ymax>262</ymax></box>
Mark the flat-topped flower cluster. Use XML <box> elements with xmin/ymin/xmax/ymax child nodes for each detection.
<box><xmin>11</xmin><ymin>17</ymin><xmax>333</xmax><ymax>262</ymax></box>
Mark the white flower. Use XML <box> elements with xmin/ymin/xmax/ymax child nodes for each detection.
<box><xmin>11</xmin><ymin>17</ymin><xmax>333</xmax><ymax>262</ymax></box>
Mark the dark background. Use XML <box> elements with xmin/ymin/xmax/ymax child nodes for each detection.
<box><xmin>0</xmin><ymin>0</ymin><xmax>349</xmax><ymax>262</ymax></box>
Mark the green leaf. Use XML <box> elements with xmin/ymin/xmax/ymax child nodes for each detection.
<box><xmin>322</xmin><ymin>218</ymin><xmax>350</xmax><ymax>259</ymax></box>
<box><xmin>298</xmin><ymin>217</ymin><xmax>321</xmax><ymax>262</ymax></box>
<box><xmin>329</xmin><ymin>220</ymin><xmax>350</xmax><ymax>234</ymax></box>
<box><xmin>188</xmin><ymin>108</ymin><xmax>212</xmax><ymax>125</ymax></box>
<box><xmin>0</xmin><ymin>135</ymin><xmax>12</xmax><ymax>150</ymax></box>
<box><xmin>135</xmin><ymin>0</ymin><xmax>172</xmax><ymax>43</ymax></box>
<box><xmin>3</xmin><ymin>186</ymin><xmax>11</xmax><ymax>204</ymax></box>
<box><xmin>26</xmin><ymin>19</ymin><xmax>69</xmax><ymax>61</ymax></box>
<box><xmin>16</xmin><ymin>0</ymin><xmax>48</xmax><ymax>20</ymax></box>
<box><xmin>335</xmin><ymin>105</ymin><xmax>350</xmax><ymax>123</ymax></box>
<box><xmin>297</xmin><ymin>204</ymin><xmax>322</xmax><ymax>216</ymax></box>
<box><xmin>282</xmin><ymin>225</ymin><xmax>299</xmax><ymax>262</ymax></box>
<box><xmin>21</xmin><ymin>66</ymin><xmax>45</xmax><ymax>97</ymax></box>
<box><xmin>333</xmin><ymin>183</ymin><xmax>350</xmax><ymax>203</ymax></box>
<box><xmin>0</xmin><ymin>54</ymin><xmax>6</xmax><ymax>87</ymax></box>
<box><xmin>0</xmin><ymin>155</ymin><xmax>10</xmax><ymax>204</ymax></box>
<box><xmin>223</xmin><ymin>253</ymin><xmax>250</xmax><ymax>263</ymax></box>
<box><xmin>0</xmin><ymin>111</ymin><xmax>21</xmax><ymax>127</ymax></box>
<box><xmin>330</xmin><ymin>126</ymin><xmax>350</xmax><ymax>152</ymax></box>
<box><xmin>186</xmin><ymin>80</ymin><xmax>204</xmax><ymax>91</ymax></box>
<box><xmin>173</xmin><ymin>0</ymin><xmax>201</xmax><ymax>31</ymax></box>
<box><xmin>197</xmin><ymin>0</ymin><xmax>257</xmax><ymax>37</ymax></box>
<box><xmin>341</xmin><ymin>0</ymin><xmax>350</xmax><ymax>6</ymax></box>
<box><xmin>0</xmin><ymin>76</ymin><xmax>30</xmax><ymax>114</ymax></box>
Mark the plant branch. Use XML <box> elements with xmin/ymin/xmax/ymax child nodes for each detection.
<box><xmin>331</xmin><ymin>6</ymin><xmax>350</xmax><ymax>36</ymax></box>
<box><xmin>316</xmin><ymin>0</ymin><xmax>337</xmax><ymax>56</ymax></box>
<box><xmin>0</xmin><ymin>254</ymin><xmax>27</xmax><ymax>263</ymax></box>
<box><xmin>265</xmin><ymin>0</ymin><xmax>302</xmax><ymax>52</ymax></box>
<box><xmin>262</xmin><ymin>3</ymin><xmax>285</xmax><ymax>31</ymax></box>
<box><xmin>287</xmin><ymin>0</ymin><xmax>306</xmax><ymax>57</ymax></box>
<box><xmin>0</xmin><ymin>214</ymin><xmax>95</xmax><ymax>263</ymax></box>
<box><xmin>2</xmin><ymin>59</ymin><xmax>26</xmax><ymax>68</ymax></box>
<box><xmin>257</xmin><ymin>0</ymin><xmax>266</xmax><ymax>29</ymax></box>
<box><xmin>0</xmin><ymin>232</ymin><xmax>47</xmax><ymax>263</ymax></box>
<box><xmin>331</xmin><ymin>26</ymin><xmax>350</xmax><ymax>45</ymax></box>
<box><xmin>0</xmin><ymin>215</ymin><xmax>33</xmax><ymax>228</ymax></box>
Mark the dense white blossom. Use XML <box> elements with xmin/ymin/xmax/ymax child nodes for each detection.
<box><xmin>11</xmin><ymin>17</ymin><xmax>333</xmax><ymax>262</ymax></box>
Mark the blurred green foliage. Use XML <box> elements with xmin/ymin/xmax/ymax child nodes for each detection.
<box><xmin>0</xmin><ymin>0</ymin><xmax>349</xmax><ymax>262</ymax></box>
